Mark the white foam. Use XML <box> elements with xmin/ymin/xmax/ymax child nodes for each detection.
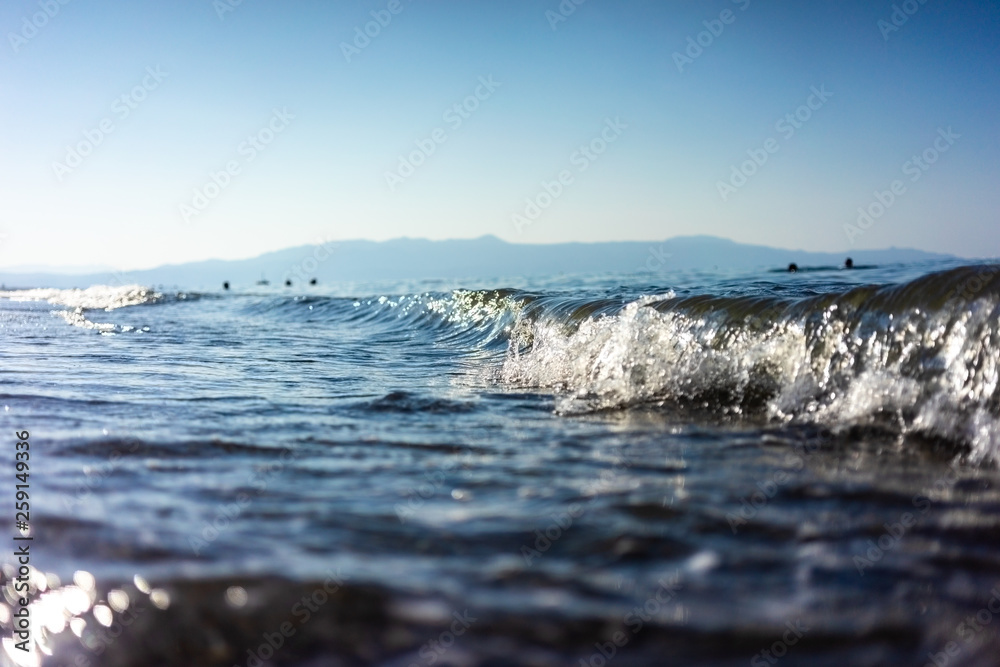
<box><xmin>0</xmin><ymin>285</ymin><xmax>160</xmax><ymax>311</ymax></box>
<box><xmin>498</xmin><ymin>293</ymin><xmax>1000</xmax><ymax>465</ymax></box>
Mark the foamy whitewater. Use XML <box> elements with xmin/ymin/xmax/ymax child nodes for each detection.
<box><xmin>1</xmin><ymin>260</ymin><xmax>999</xmax><ymax>666</ymax></box>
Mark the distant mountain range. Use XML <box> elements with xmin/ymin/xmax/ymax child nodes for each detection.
<box><xmin>0</xmin><ymin>235</ymin><xmax>959</xmax><ymax>290</ymax></box>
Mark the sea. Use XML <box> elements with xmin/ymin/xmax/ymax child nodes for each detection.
<box><xmin>1</xmin><ymin>258</ymin><xmax>999</xmax><ymax>667</ymax></box>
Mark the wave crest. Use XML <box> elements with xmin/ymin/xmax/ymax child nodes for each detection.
<box><xmin>498</xmin><ymin>265</ymin><xmax>1000</xmax><ymax>464</ymax></box>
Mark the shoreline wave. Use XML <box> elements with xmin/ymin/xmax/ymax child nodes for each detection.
<box><xmin>497</xmin><ymin>265</ymin><xmax>1000</xmax><ymax>464</ymax></box>
<box><xmin>5</xmin><ymin>265</ymin><xmax>998</xmax><ymax>461</ymax></box>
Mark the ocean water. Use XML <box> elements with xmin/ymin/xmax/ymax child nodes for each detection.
<box><xmin>1</xmin><ymin>259</ymin><xmax>999</xmax><ymax>667</ymax></box>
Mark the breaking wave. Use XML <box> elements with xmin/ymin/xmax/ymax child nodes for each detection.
<box><xmin>495</xmin><ymin>265</ymin><xmax>1000</xmax><ymax>464</ymax></box>
<box><xmin>0</xmin><ymin>284</ymin><xmax>163</xmax><ymax>310</ymax></box>
<box><xmin>0</xmin><ymin>285</ymin><xmax>193</xmax><ymax>332</ymax></box>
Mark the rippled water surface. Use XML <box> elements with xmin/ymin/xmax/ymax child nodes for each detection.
<box><xmin>2</xmin><ymin>260</ymin><xmax>999</xmax><ymax>666</ymax></box>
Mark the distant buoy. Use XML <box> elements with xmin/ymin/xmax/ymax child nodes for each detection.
<box><xmin>788</xmin><ymin>263</ymin><xmax>798</xmax><ymax>273</ymax></box>
<box><xmin>285</xmin><ymin>279</ymin><xmax>292</xmax><ymax>287</ymax></box>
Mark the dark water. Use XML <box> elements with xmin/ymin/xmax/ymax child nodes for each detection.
<box><xmin>2</xmin><ymin>260</ymin><xmax>1000</xmax><ymax>667</ymax></box>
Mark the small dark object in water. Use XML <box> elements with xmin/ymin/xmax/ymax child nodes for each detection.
<box><xmin>844</xmin><ymin>257</ymin><xmax>854</xmax><ymax>269</ymax></box>
<box><xmin>222</xmin><ymin>281</ymin><xmax>230</xmax><ymax>290</ymax></box>
<box><xmin>788</xmin><ymin>263</ymin><xmax>798</xmax><ymax>273</ymax></box>
<box><xmin>309</xmin><ymin>278</ymin><xmax>317</xmax><ymax>286</ymax></box>
<box><xmin>285</xmin><ymin>279</ymin><xmax>292</xmax><ymax>287</ymax></box>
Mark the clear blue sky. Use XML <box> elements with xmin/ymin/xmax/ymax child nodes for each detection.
<box><xmin>1</xmin><ymin>0</ymin><xmax>998</xmax><ymax>270</ymax></box>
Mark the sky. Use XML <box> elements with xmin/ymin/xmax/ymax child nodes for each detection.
<box><xmin>1</xmin><ymin>0</ymin><xmax>998</xmax><ymax>271</ymax></box>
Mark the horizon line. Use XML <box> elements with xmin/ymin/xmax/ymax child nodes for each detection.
<box><xmin>0</xmin><ymin>233</ymin><xmax>979</xmax><ymax>276</ymax></box>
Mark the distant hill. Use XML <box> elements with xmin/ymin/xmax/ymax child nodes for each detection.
<box><xmin>0</xmin><ymin>235</ymin><xmax>958</xmax><ymax>290</ymax></box>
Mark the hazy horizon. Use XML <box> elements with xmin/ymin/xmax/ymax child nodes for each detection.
<box><xmin>2</xmin><ymin>1</ymin><xmax>998</xmax><ymax>271</ymax></box>
<box><xmin>0</xmin><ymin>232</ymin><xmax>979</xmax><ymax>276</ymax></box>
